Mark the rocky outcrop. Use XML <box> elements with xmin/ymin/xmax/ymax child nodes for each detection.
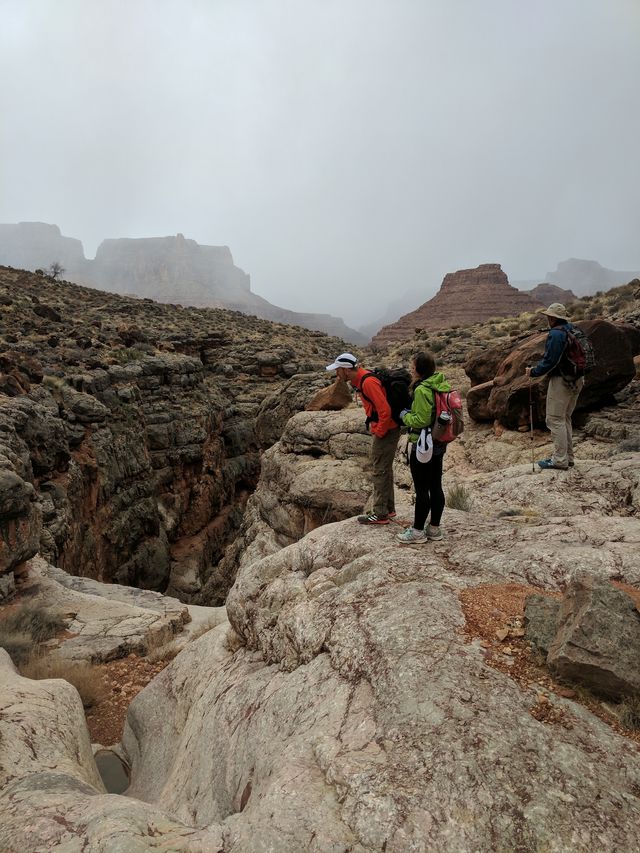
<box><xmin>0</xmin><ymin>266</ymin><xmax>348</xmax><ymax>602</ymax></box>
<box><xmin>0</xmin><ymin>223</ymin><xmax>365</xmax><ymax>342</ymax></box>
<box><xmin>3</xmin><ymin>407</ymin><xmax>640</xmax><ymax>849</ymax></box>
<box><xmin>10</xmin><ymin>556</ymin><xmax>224</xmax><ymax>663</ymax></box>
<box><xmin>120</xmin><ymin>437</ymin><xmax>640</xmax><ymax>849</ymax></box>
<box><xmin>465</xmin><ymin>319</ymin><xmax>640</xmax><ymax>428</ymax></box>
<box><xmin>254</xmin><ymin>373</ymin><xmax>340</xmax><ymax>449</ymax></box>
<box><xmin>371</xmin><ymin>264</ymin><xmax>543</xmax><ymax>345</ymax></box>
<box><xmin>202</xmin><ymin>408</ymin><xmax>411</xmax><ymax>602</ymax></box>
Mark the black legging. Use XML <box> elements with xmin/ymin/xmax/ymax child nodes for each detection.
<box><xmin>409</xmin><ymin>445</ymin><xmax>445</xmax><ymax>529</ymax></box>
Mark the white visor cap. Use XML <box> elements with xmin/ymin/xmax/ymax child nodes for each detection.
<box><xmin>326</xmin><ymin>352</ymin><xmax>358</xmax><ymax>371</ymax></box>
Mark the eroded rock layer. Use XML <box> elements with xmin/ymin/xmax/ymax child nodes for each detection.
<box><xmin>0</xmin><ymin>266</ymin><xmax>346</xmax><ymax>602</ymax></box>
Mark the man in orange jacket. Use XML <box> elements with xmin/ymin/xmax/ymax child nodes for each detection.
<box><xmin>326</xmin><ymin>353</ymin><xmax>400</xmax><ymax>524</ymax></box>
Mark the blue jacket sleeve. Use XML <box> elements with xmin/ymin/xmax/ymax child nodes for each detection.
<box><xmin>530</xmin><ymin>328</ymin><xmax>567</xmax><ymax>377</ymax></box>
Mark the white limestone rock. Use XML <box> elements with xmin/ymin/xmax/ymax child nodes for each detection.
<box><xmin>0</xmin><ymin>649</ymin><xmax>224</xmax><ymax>852</ymax></box>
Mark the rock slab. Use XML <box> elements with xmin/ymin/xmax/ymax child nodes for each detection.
<box><xmin>548</xmin><ymin>570</ymin><xmax>640</xmax><ymax>697</ymax></box>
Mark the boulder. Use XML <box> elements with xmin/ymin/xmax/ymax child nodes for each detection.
<box><xmin>0</xmin><ymin>469</ymin><xmax>34</xmax><ymax>517</ymax></box>
<box><xmin>524</xmin><ymin>593</ymin><xmax>561</xmax><ymax>655</ymax></box>
<box><xmin>464</xmin><ymin>345</ymin><xmax>506</xmax><ymax>386</ymax></box>
<box><xmin>306</xmin><ymin>377</ymin><xmax>353</xmax><ymax>411</ymax></box>
<box><xmin>464</xmin><ymin>379</ymin><xmax>494</xmax><ymax>422</ymax></box>
<box><xmin>0</xmin><ymin>351</ymin><xmax>44</xmax><ymax>395</ymax></box>
<box><xmin>33</xmin><ymin>303</ymin><xmax>62</xmax><ymax>323</ymax></box>
<box><xmin>547</xmin><ymin>571</ymin><xmax>640</xmax><ymax>698</ymax></box>
<box><xmin>465</xmin><ymin>320</ymin><xmax>639</xmax><ymax>428</ymax></box>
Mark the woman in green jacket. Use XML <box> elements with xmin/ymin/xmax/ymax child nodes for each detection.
<box><xmin>397</xmin><ymin>351</ymin><xmax>451</xmax><ymax>544</ymax></box>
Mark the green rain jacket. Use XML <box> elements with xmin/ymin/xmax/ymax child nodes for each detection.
<box><xmin>401</xmin><ymin>372</ymin><xmax>452</xmax><ymax>443</ymax></box>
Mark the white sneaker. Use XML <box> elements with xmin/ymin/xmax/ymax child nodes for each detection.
<box><xmin>426</xmin><ymin>525</ymin><xmax>443</xmax><ymax>540</ymax></box>
<box><xmin>396</xmin><ymin>527</ymin><xmax>428</xmax><ymax>545</ymax></box>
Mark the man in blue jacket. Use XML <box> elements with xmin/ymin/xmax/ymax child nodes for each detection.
<box><xmin>525</xmin><ymin>303</ymin><xmax>584</xmax><ymax>470</ymax></box>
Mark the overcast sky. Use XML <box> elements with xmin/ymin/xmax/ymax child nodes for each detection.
<box><xmin>1</xmin><ymin>0</ymin><xmax>639</xmax><ymax>326</ymax></box>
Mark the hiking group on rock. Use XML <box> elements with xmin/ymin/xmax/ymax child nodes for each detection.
<box><xmin>327</xmin><ymin>302</ymin><xmax>591</xmax><ymax>542</ymax></box>
<box><xmin>325</xmin><ymin>350</ymin><xmax>457</xmax><ymax>545</ymax></box>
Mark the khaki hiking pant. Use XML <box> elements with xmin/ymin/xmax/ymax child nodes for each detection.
<box><xmin>370</xmin><ymin>427</ymin><xmax>401</xmax><ymax>516</ymax></box>
<box><xmin>546</xmin><ymin>375</ymin><xmax>584</xmax><ymax>468</ymax></box>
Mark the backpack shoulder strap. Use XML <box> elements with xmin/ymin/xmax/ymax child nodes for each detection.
<box><xmin>359</xmin><ymin>371</ymin><xmax>377</xmax><ymax>405</ymax></box>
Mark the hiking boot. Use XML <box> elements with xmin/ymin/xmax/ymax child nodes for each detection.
<box><xmin>357</xmin><ymin>513</ymin><xmax>389</xmax><ymax>525</ymax></box>
<box><xmin>396</xmin><ymin>527</ymin><xmax>428</xmax><ymax>544</ymax></box>
<box><xmin>426</xmin><ymin>524</ymin><xmax>443</xmax><ymax>540</ymax></box>
<box><xmin>388</xmin><ymin>511</ymin><xmax>397</xmax><ymax>519</ymax></box>
<box><xmin>538</xmin><ymin>458</ymin><xmax>568</xmax><ymax>471</ymax></box>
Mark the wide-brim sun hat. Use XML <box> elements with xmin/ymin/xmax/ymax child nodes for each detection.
<box><xmin>539</xmin><ymin>302</ymin><xmax>570</xmax><ymax>321</ymax></box>
<box><xmin>326</xmin><ymin>352</ymin><xmax>358</xmax><ymax>371</ymax></box>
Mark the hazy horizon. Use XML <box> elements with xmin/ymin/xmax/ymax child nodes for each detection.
<box><xmin>1</xmin><ymin>0</ymin><xmax>639</xmax><ymax>327</ymax></box>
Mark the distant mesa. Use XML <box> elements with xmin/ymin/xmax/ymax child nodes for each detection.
<box><xmin>0</xmin><ymin>222</ymin><xmax>365</xmax><ymax>344</ymax></box>
<box><xmin>524</xmin><ymin>282</ymin><xmax>577</xmax><ymax>305</ymax></box>
<box><xmin>371</xmin><ymin>263</ymin><xmax>543</xmax><ymax>346</ymax></box>
<box><xmin>546</xmin><ymin>259</ymin><xmax>640</xmax><ymax>297</ymax></box>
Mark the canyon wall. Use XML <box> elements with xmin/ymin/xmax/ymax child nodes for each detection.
<box><xmin>0</xmin><ymin>266</ymin><xmax>346</xmax><ymax>604</ymax></box>
<box><xmin>0</xmin><ymin>222</ymin><xmax>365</xmax><ymax>343</ymax></box>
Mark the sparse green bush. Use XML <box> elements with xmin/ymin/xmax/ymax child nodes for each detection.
<box><xmin>446</xmin><ymin>483</ymin><xmax>472</xmax><ymax>511</ymax></box>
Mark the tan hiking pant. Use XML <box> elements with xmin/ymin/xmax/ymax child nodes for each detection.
<box><xmin>370</xmin><ymin>427</ymin><xmax>401</xmax><ymax>516</ymax></box>
<box><xmin>545</xmin><ymin>376</ymin><xmax>584</xmax><ymax>467</ymax></box>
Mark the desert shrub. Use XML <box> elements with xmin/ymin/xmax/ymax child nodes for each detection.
<box><xmin>0</xmin><ymin>629</ymin><xmax>32</xmax><ymax>665</ymax></box>
<box><xmin>19</xmin><ymin>655</ymin><xmax>107</xmax><ymax>708</ymax></box>
<box><xmin>619</xmin><ymin>695</ymin><xmax>640</xmax><ymax>730</ymax></box>
<box><xmin>42</xmin><ymin>374</ymin><xmax>67</xmax><ymax>390</ymax></box>
<box><xmin>446</xmin><ymin>483</ymin><xmax>472</xmax><ymax>511</ymax></box>
<box><xmin>431</xmin><ymin>340</ymin><xmax>445</xmax><ymax>353</ymax></box>
<box><xmin>145</xmin><ymin>643</ymin><xmax>180</xmax><ymax>664</ymax></box>
<box><xmin>0</xmin><ymin>601</ymin><xmax>66</xmax><ymax>664</ymax></box>
<box><xmin>111</xmin><ymin>347</ymin><xmax>144</xmax><ymax>364</ymax></box>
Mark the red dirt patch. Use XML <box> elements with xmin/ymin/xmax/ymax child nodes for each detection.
<box><xmin>85</xmin><ymin>655</ymin><xmax>168</xmax><ymax>745</ymax></box>
<box><xmin>459</xmin><ymin>582</ymin><xmax>640</xmax><ymax>746</ymax></box>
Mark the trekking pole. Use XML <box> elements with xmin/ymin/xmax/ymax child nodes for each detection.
<box><xmin>528</xmin><ymin>374</ymin><xmax>535</xmax><ymax>473</ymax></box>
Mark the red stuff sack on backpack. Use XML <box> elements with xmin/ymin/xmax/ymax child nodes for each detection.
<box><xmin>433</xmin><ymin>390</ymin><xmax>464</xmax><ymax>443</ymax></box>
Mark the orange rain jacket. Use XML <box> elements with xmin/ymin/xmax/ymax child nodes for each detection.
<box><xmin>351</xmin><ymin>367</ymin><xmax>398</xmax><ymax>438</ymax></box>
